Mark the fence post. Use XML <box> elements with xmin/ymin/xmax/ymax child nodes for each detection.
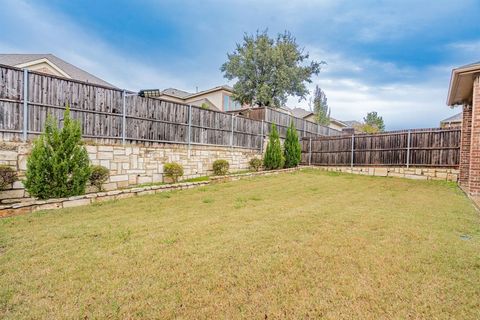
<box><xmin>122</xmin><ymin>90</ymin><xmax>126</xmax><ymax>145</ymax></box>
<box><xmin>188</xmin><ymin>105</ymin><xmax>192</xmax><ymax>158</ymax></box>
<box><xmin>303</xmin><ymin>119</ymin><xmax>306</xmax><ymax>138</ymax></box>
<box><xmin>406</xmin><ymin>129</ymin><xmax>411</xmax><ymax>168</ymax></box>
<box><xmin>317</xmin><ymin>124</ymin><xmax>320</xmax><ymax>137</ymax></box>
<box><xmin>260</xmin><ymin>120</ymin><xmax>264</xmax><ymax>152</ymax></box>
<box><xmin>230</xmin><ymin>114</ymin><xmax>234</xmax><ymax>147</ymax></box>
<box><xmin>22</xmin><ymin>69</ymin><xmax>28</xmax><ymax>142</ymax></box>
<box><xmin>351</xmin><ymin>134</ymin><xmax>355</xmax><ymax>170</ymax></box>
<box><xmin>309</xmin><ymin>137</ymin><xmax>312</xmax><ymax>166</ymax></box>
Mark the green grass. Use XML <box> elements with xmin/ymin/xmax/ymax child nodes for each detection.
<box><xmin>1</xmin><ymin>169</ymin><xmax>479</xmax><ymax>319</ymax></box>
<box><xmin>182</xmin><ymin>175</ymin><xmax>210</xmax><ymax>183</ymax></box>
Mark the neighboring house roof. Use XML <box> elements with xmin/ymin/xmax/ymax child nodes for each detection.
<box><xmin>290</xmin><ymin>107</ymin><xmax>313</xmax><ymax>118</ymax></box>
<box><xmin>343</xmin><ymin>120</ymin><xmax>362</xmax><ymax>128</ymax></box>
<box><xmin>0</xmin><ymin>53</ymin><xmax>116</xmax><ymax>88</ymax></box>
<box><xmin>161</xmin><ymin>88</ymin><xmax>191</xmax><ymax>98</ymax></box>
<box><xmin>440</xmin><ymin>112</ymin><xmax>462</xmax><ymax>124</ymax></box>
<box><xmin>447</xmin><ymin>61</ymin><xmax>480</xmax><ymax>106</ymax></box>
<box><xmin>329</xmin><ymin>118</ymin><xmax>348</xmax><ymax>127</ymax></box>
<box><xmin>288</xmin><ymin>107</ymin><xmax>349</xmax><ymax>127</ymax></box>
<box><xmin>162</xmin><ymin>85</ymin><xmax>234</xmax><ymax>100</ymax></box>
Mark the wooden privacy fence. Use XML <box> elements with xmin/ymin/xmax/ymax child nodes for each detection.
<box><xmin>301</xmin><ymin>128</ymin><xmax>461</xmax><ymax>168</ymax></box>
<box><xmin>0</xmin><ymin>64</ymin><xmax>340</xmax><ymax>150</ymax></box>
<box><xmin>231</xmin><ymin>107</ymin><xmax>340</xmax><ymax>139</ymax></box>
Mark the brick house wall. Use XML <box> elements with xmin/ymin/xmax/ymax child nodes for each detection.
<box><xmin>469</xmin><ymin>75</ymin><xmax>480</xmax><ymax>194</ymax></box>
<box><xmin>459</xmin><ymin>104</ymin><xmax>472</xmax><ymax>187</ymax></box>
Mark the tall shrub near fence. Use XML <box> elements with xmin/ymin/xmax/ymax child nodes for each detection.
<box><xmin>24</xmin><ymin>107</ymin><xmax>91</xmax><ymax>199</ymax></box>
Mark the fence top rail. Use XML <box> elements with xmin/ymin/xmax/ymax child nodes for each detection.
<box><xmin>303</xmin><ymin>127</ymin><xmax>461</xmax><ymax>140</ymax></box>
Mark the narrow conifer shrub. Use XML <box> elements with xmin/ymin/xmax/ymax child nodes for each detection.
<box><xmin>89</xmin><ymin>165</ymin><xmax>110</xmax><ymax>191</ymax></box>
<box><xmin>0</xmin><ymin>165</ymin><xmax>17</xmax><ymax>190</ymax></box>
<box><xmin>263</xmin><ymin>123</ymin><xmax>284</xmax><ymax>170</ymax></box>
<box><xmin>24</xmin><ymin>106</ymin><xmax>91</xmax><ymax>199</ymax></box>
<box><xmin>164</xmin><ymin>162</ymin><xmax>184</xmax><ymax>183</ymax></box>
<box><xmin>213</xmin><ymin>159</ymin><xmax>229</xmax><ymax>175</ymax></box>
<box><xmin>284</xmin><ymin>121</ymin><xmax>302</xmax><ymax>168</ymax></box>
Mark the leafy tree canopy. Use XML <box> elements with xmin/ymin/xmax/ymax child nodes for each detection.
<box><xmin>221</xmin><ymin>30</ymin><xmax>324</xmax><ymax>108</ymax></box>
<box><xmin>361</xmin><ymin>111</ymin><xmax>385</xmax><ymax>133</ymax></box>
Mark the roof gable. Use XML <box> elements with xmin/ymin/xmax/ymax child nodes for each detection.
<box><xmin>0</xmin><ymin>54</ymin><xmax>116</xmax><ymax>88</ymax></box>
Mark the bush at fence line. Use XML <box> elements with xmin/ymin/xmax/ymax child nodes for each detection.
<box><xmin>284</xmin><ymin>121</ymin><xmax>302</xmax><ymax>168</ymax></box>
<box><xmin>164</xmin><ymin>162</ymin><xmax>184</xmax><ymax>183</ymax></box>
<box><xmin>24</xmin><ymin>106</ymin><xmax>91</xmax><ymax>200</ymax></box>
<box><xmin>249</xmin><ymin>157</ymin><xmax>263</xmax><ymax>172</ymax></box>
<box><xmin>0</xmin><ymin>165</ymin><xmax>17</xmax><ymax>191</ymax></box>
<box><xmin>213</xmin><ymin>159</ymin><xmax>230</xmax><ymax>176</ymax></box>
<box><xmin>89</xmin><ymin>165</ymin><xmax>110</xmax><ymax>192</ymax></box>
<box><xmin>263</xmin><ymin>123</ymin><xmax>284</xmax><ymax>170</ymax></box>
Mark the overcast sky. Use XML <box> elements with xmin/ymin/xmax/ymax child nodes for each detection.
<box><xmin>1</xmin><ymin>0</ymin><xmax>479</xmax><ymax>129</ymax></box>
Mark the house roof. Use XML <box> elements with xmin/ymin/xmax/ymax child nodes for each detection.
<box><xmin>290</xmin><ymin>107</ymin><xmax>313</xmax><ymax>118</ymax></box>
<box><xmin>329</xmin><ymin>118</ymin><xmax>348</xmax><ymax>127</ymax></box>
<box><xmin>0</xmin><ymin>53</ymin><xmax>116</xmax><ymax>88</ymax></box>
<box><xmin>288</xmin><ymin>107</ymin><xmax>350</xmax><ymax>127</ymax></box>
<box><xmin>343</xmin><ymin>120</ymin><xmax>362</xmax><ymax>128</ymax></box>
<box><xmin>162</xmin><ymin>85</ymin><xmax>234</xmax><ymax>100</ymax></box>
<box><xmin>447</xmin><ymin>61</ymin><xmax>480</xmax><ymax>106</ymax></box>
<box><xmin>161</xmin><ymin>88</ymin><xmax>191</xmax><ymax>98</ymax></box>
<box><xmin>440</xmin><ymin>112</ymin><xmax>462</xmax><ymax>124</ymax></box>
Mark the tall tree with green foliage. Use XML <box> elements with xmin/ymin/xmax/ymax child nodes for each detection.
<box><xmin>362</xmin><ymin>111</ymin><xmax>385</xmax><ymax>133</ymax></box>
<box><xmin>312</xmin><ymin>85</ymin><xmax>330</xmax><ymax>125</ymax></box>
<box><xmin>221</xmin><ymin>30</ymin><xmax>324</xmax><ymax>108</ymax></box>
<box><xmin>24</xmin><ymin>106</ymin><xmax>91</xmax><ymax>199</ymax></box>
<box><xmin>263</xmin><ymin>123</ymin><xmax>284</xmax><ymax>170</ymax></box>
<box><xmin>284</xmin><ymin>121</ymin><xmax>302</xmax><ymax>168</ymax></box>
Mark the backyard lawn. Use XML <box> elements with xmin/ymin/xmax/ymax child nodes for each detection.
<box><xmin>1</xmin><ymin>169</ymin><xmax>479</xmax><ymax>319</ymax></box>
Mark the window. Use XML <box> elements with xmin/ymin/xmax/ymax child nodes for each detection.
<box><xmin>224</xmin><ymin>95</ymin><xmax>230</xmax><ymax>111</ymax></box>
<box><xmin>223</xmin><ymin>95</ymin><xmax>241</xmax><ymax>111</ymax></box>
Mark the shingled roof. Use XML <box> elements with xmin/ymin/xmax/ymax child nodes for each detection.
<box><xmin>440</xmin><ymin>112</ymin><xmax>462</xmax><ymax>124</ymax></box>
<box><xmin>0</xmin><ymin>53</ymin><xmax>116</xmax><ymax>88</ymax></box>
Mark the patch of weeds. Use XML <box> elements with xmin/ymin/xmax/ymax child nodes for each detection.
<box><xmin>309</xmin><ymin>187</ymin><xmax>319</xmax><ymax>192</ymax></box>
<box><xmin>326</xmin><ymin>171</ymin><xmax>341</xmax><ymax>177</ymax></box>
<box><xmin>0</xmin><ymin>287</ymin><xmax>14</xmax><ymax>309</ymax></box>
<box><xmin>162</xmin><ymin>237</ymin><xmax>178</xmax><ymax>245</ymax></box>
<box><xmin>202</xmin><ymin>197</ymin><xmax>214</xmax><ymax>204</ymax></box>
<box><xmin>198</xmin><ymin>187</ymin><xmax>209</xmax><ymax>192</ymax></box>
<box><xmin>157</xmin><ymin>193</ymin><xmax>171</xmax><ymax>199</ymax></box>
<box><xmin>118</xmin><ymin>229</ymin><xmax>132</xmax><ymax>243</ymax></box>
<box><xmin>234</xmin><ymin>197</ymin><xmax>248</xmax><ymax>209</ymax></box>
<box><xmin>110</xmin><ymin>301</ymin><xmax>121</xmax><ymax>317</ymax></box>
<box><xmin>249</xmin><ymin>195</ymin><xmax>262</xmax><ymax>201</ymax></box>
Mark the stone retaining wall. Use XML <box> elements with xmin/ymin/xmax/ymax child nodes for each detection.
<box><xmin>307</xmin><ymin>166</ymin><xmax>459</xmax><ymax>181</ymax></box>
<box><xmin>0</xmin><ymin>141</ymin><xmax>261</xmax><ymax>203</ymax></box>
<box><xmin>0</xmin><ymin>181</ymin><xmax>210</xmax><ymax>218</ymax></box>
<box><xmin>0</xmin><ymin>168</ymin><xmax>299</xmax><ymax>217</ymax></box>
